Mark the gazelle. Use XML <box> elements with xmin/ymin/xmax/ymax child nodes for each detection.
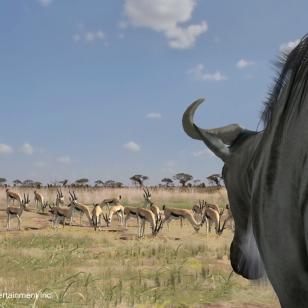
<box><xmin>6</xmin><ymin>193</ymin><xmax>30</xmax><ymax>230</ymax></box>
<box><xmin>34</xmin><ymin>191</ymin><xmax>44</xmax><ymax>212</ymax></box>
<box><xmin>142</xmin><ymin>187</ymin><xmax>161</xmax><ymax>219</ymax></box>
<box><xmin>136</xmin><ymin>207</ymin><xmax>163</xmax><ymax>238</ymax></box>
<box><xmin>51</xmin><ymin>197</ymin><xmax>78</xmax><ymax>229</ymax></box>
<box><xmin>203</xmin><ymin>207</ymin><xmax>226</xmax><ymax>236</ymax></box>
<box><xmin>123</xmin><ymin>188</ymin><xmax>154</xmax><ymax>229</ymax></box>
<box><xmin>192</xmin><ymin>200</ymin><xmax>207</xmax><ymax>220</ymax></box>
<box><xmin>162</xmin><ymin>205</ymin><xmax>206</xmax><ymax>233</ymax></box>
<box><xmin>55</xmin><ymin>188</ymin><xmax>64</xmax><ymax>207</ymax></box>
<box><xmin>92</xmin><ymin>204</ymin><xmax>103</xmax><ymax>231</ymax></box>
<box><xmin>102</xmin><ymin>204</ymin><xmax>125</xmax><ymax>227</ymax></box>
<box><xmin>69</xmin><ymin>191</ymin><xmax>93</xmax><ymax>227</ymax></box>
<box><xmin>223</xmin><ymin>204</ymin><xmax>235</xmax><ymax>232</ymax></box>
<box><xmin>100</xmin><ymin>195</ymin><xmax>121</xmax><ymax>210</ymax></box>
<box><xmin>6</xmin><ymin>189</ymin><xmax>22</xmax><ymax>207</ymax></box>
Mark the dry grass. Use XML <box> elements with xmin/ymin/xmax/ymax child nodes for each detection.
<box><xmin>0</xmin><ymin>187</ymin><xmax>280</xmax><ymax>308</ymax></box>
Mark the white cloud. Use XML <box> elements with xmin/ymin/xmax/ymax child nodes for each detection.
<box><xmin>193</xmin><ymin>149</ymin><xmax>214</xmax><ymax>157</ymax></box>
<box><xmin>35</xmin><ymin>161</ymin><xmax>45</xmax><ymax>168</ymax></box>
<box><xmin>162</xmin><ymin>160</ymin><xmax>176</xmax><ymax>173</ymax></box>
<box><xmin>280</xmin><ymin>39</ymin><xmax>300</xmax><ymax>54</ymax></box>
<box><xmin>73</xmin><ymin>35</ymin><xmax>81</xmax><ymax>42</ymax></box>
<box><xmin>123</xmin><ymin>141</ymin><xmax>141</xmax><ymax>151</ymax></box>
<box><xmin>0</xmin><ymin>144</ymin><xmax>13</xmax><ymax>154</ymax></box>
<box><xmin>146</xmin><ymin>112</ymin><xmax>161</xmax><ymax>119</ymax></box>
<box><xmin>237</xmin><ymin>59</ymin><xmax>254</xmax><ymax>68</ymax></box>
<box><xmin>21</xmin><ymin>143</ymin><xmax>33</xmax><ymax>155</ymax></box>
<box><xmin>37</xmin><ymin>0</ymin><xmax>52</xmax><ymax>6</ymax></box>
<box><xmin>73</xmin><ymin>27</ymin><xmax>107</xmax><ymax>44</ymax></box>
<box><xmin>123</xmin><ymin>0</ymin><xmax>208</xmax><ymax>49</ymax></box>
<box><xmin>58</xmin><ymin>156</ymin><xmax>71</xmax><ymax>163</ymax></box>
<box><xmin>188</xmin><ymin>64</ymin><xmax>226</xmax><ymax>82</ymax></box>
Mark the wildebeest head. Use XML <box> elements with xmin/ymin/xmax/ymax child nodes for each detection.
<box><xmin>183</xmin><ymin>98</ymin><xmax>265</xmax><ymax>280</ymax></box>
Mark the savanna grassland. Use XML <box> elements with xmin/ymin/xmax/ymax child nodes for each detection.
<box><xmin>0</xmin><ymin>187</ymin><xmax>280</xmax><ymax>308</ymax></box>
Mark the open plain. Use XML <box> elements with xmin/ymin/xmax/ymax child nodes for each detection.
<box><xmin>0</xmin><ymin>187</ymin><xmax>280</xmax><ymax>307</ymax></box>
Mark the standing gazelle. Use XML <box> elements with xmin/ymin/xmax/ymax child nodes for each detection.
<box><xmin>6</xmin><ymin>189</ymin><xmax>22</xmax><ymax>207</ymax></box>
<box><xmin>69</xmin><ymin>191</ymin><xmax>93</xmax><ymax>227</ymax></box>
<box><xmin>34</xmin><ymin>191</ymin><xmax>44</xmax><ymax>212</ymax></box>
<box><xmin>6</xmin><ymin>193</ymin><xmax>30</xmax><ymax>230</ymax></box>
<box><xmin>192</xmin><ymin>200</ymin><xmax>207</xmax><ymax>221</ymax></box>
<box><xmin>55</xmin><ymin>188</ymin><xmax>64</xmax><ymax>207</ymax></box>
<box><xmin>51</xmin><ymin>198</ymin><xmax>78</xmax><ymax>229</ymax></box>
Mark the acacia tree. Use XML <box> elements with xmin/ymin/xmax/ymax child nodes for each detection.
<box><xmin>129</xmin><ymin>175</ymin><xmax>148</xmax><ymax>186</ymax></box>
<box><xmin>59</xmin><ymin>180</ymin><xmax>68</xmax><ymax>187</ymax></box>
<box><xmin>104</xmin><ymin>180</ymin><xmax>116</xmax><ymax>187</ymax></box>
<box><xmin>173</xmin><ymin>173</ymin><xmax>193</xmax><ymax>187</ymax></box>
<box><xmin>94</xmin><ymin>180</ymin><xmax>104</xmax><ymax>187</ymax></box>
<box><xmin>75</xmin><ymin>178</ymin><xmax>89</xmax><ymax>186</ymax></box>
<box><xmin>206</xmin><ymin>174</ymin><xmax>223</xmax><ymax>186</ymax></box>
<box><xmin>13</xmin><ymin>179</ymin><xmax>22</xmax><ymax>186</ymax></box>
<box><xmin>23</xmin><ymin>179</ymin><xmax>34</xmax><ymax>187</ymax></box>
<box><xmin>161</xmin><ymin>178</ymin><xmax>173</xmax><ymax>187</ymax></box>
<box><xmin>0</xmin><ymin>178</ymin><xmax>6</xmax><ymax>186</ymax></box>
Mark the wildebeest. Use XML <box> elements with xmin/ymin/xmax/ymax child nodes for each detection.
<box><xmin>182</xmin><ymin>33</ymin><xmax>308</xmax><ymax>307</ymax></box>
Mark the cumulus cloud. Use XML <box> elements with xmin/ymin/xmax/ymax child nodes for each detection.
<box><xmin>146</xmin><ymin>113</ymin><xmax>161</xmax><ymax>119</ymax></box>
<box><xmin>193</xmin><ymin>149</ymin><xmax>214</xmax><ymax>157</ymax></box>
<box><xmin>237</xmin><ymin>59</ymin><xmax>254</xmax><ymax>68</ymax></box>
<box><xmin>37</xmin><ymin>0</ymin><xmax>52</xmax><ymax>6</ymax></box>
<box><xmin>123</xmin><ymin>141</ymin><xmax>141</xmax><ymax>151</ymax></box>
<box><xmin>123</xmin><ymin>0</ymin><xmax>208</xmax><ymax>49</ymax></box>
<box><xmin>280</xmin><ymin>39</ymin><xmax>300</xmax><ymax>54</ymax></box>
<box><xmin>21</xmin><ymin>143</ymin><xmax>33</xmax><ymax>155</ymax></box>
<box><xmin>0</xmin><ymin>143</ymin><xmax>13</xmax><ymax>154</ymax></box>
<box><xmin>58</xmin><ymin>156</ymin><xmax>71</xmax><ymax>163</ymax></box>
<box><xmin>188</xmin><ymin>64</ymin><xmax>226</xmax><ymax>82</ymax></box>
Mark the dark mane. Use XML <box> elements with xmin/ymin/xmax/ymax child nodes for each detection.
<box><xmin>261</xmin><ymin>32</ymin><xmax>308</xmax><ymax>127</ymax></box>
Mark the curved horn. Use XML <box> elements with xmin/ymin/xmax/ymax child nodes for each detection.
<box><xmin>182</xmin><ymin>98</ymin><xmax>248</xmax><ymax>161</ymax></box>
<box><xmin>182</xmin><ymin>98</ymin><xmax>245</xmax><ymax>145</ymax></box>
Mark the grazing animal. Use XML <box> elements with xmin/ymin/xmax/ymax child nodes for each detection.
<box><xmin>135</xmin><ymin>207</ymin><xmax>162</xmax><ymax>238</ymax></box>
<box><xmin>34</xmin><ymin>191</ymin><xmax>44</xmax><ymax>212</ymax></box>
<box><xmin>6</xmin><ymin>189</ymin><xmax>22</xmax><ymax>207</ymax></box>
<box><xmin>102</xmin><ymin>205</ymin><xmax>125</xmax><ymax>227</ymax></box>
<box><xmin>224</xmin><ymin>204</ymin><xmax>235</xmax><ymax>232</ymax></box>
<box><xmin>162</xmin><ymin>205</ymin><xmax>206</xmax><ymax>233</ymax></box>
<box><xmin>92</xmin><ymin>204</ymin><xmax>103</xmax><ymax>231</ymax></box>
<box><xmin>6</xmin><ymin>193</ymin><xmax>30</xmax><ymax>230</ymax></box>
<box><xmin>101</xmin><ymin>195</ymin><xmax>121</xmax><ymax>210</ymax></box>
<box><xmin>182</xmin><ymin>33</ymin><xmax>308</xmax><ymax>307</ymax></box>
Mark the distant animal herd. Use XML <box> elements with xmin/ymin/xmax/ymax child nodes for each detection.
<box><xmin>5</xmin><ymin>187</ymin><xmax>234</xmax><ymax>238</ymax></box>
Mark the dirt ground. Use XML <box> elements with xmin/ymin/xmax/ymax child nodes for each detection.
<box><xmin>0</xmin><ymin>207</ymin><xmax>281</xmax><ymax>308</ymax></box>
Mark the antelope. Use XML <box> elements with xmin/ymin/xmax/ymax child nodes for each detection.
<box><xmin>162</xmin><ymin>205</ymin><xmax>206</xmax><ymax>233</ymax></box>
<box><xmin>124</xmin><ymin>206</ymin><xmax>138</xmax><ymax>230</ymax></box>
<box><xmin>69</xmin><ymin>191</ymin><xmax>93</xmax><ymax>227</ymax></box>
<box><xmin>34</xmin><ymin>190</ymin><xmax>44</xmax><ymax>212</ymax></box>
<box><xmin>6</xmin><ymin>193</ymin><xmax>30</xmax><ymax>230</ymax></box>
<box><xmin>142</xmin><ymin>187</ymin><xmax>161</xmax><ymax>219</ymax></box>
<box><xmin>223</xmin><ymin>204</ymin><xmax>235</xmax><ymax>232</ymax></box>
<box><xmin>92</xmin><ymin>204</ymin><xmax>103</xmax><ymax>231</ymax></box>
<box><xmin>55</xmin><ymin>188</ymin><xmax>64</xmax><ymax>207</ymax></box>
<box><xmin>6</xmin><ymin>189</ymin><xmax>22</xmax><ymax>207</ymax></box>
<box><xmin>136</xmin><ymin>207</ymin><xmax>163</xmax><ymax>238</ymax></box>
<box><xmin>101</xmin><ymin>195</ymin><xmax>121</xmax><ymax>210</ymax></box>
<box><xmin>102</xmin><ymin>204</ymin><xmax>125</xmax><ymax>227</ymax></box>
<box><xmin>41</xmin><ymin>200</ymin><xmax>49</xmax><ymax>212</ymax></box>
<box><xmin>203</xmin><ymin>206</ymin><xmax>226</xmax><ymax>236</ymax></box>
<box><xmin>51</xmin><ymin>200</ymin><xmax>78</xmax><ymax>229</ymax></box>
<box><xmin>192</xmin><ymin>200</ymin><xmax>207</xmax><ymax>220</ymax></box>
<box><xmin>123</xmin><ymin>188</ymin><xmax>154</xmax><ymax>229</ymax></box>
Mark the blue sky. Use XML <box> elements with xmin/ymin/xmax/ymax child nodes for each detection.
<box><xmin>1</xmin><ymin>0</ymin><xmax>308</xmax><ymax>187</ymax></box>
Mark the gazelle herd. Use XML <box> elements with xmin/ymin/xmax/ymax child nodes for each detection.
<box><xmin>4</xmin><ymin>188</ymin><xmax>234</xmax><ymax>238</ymax></box>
